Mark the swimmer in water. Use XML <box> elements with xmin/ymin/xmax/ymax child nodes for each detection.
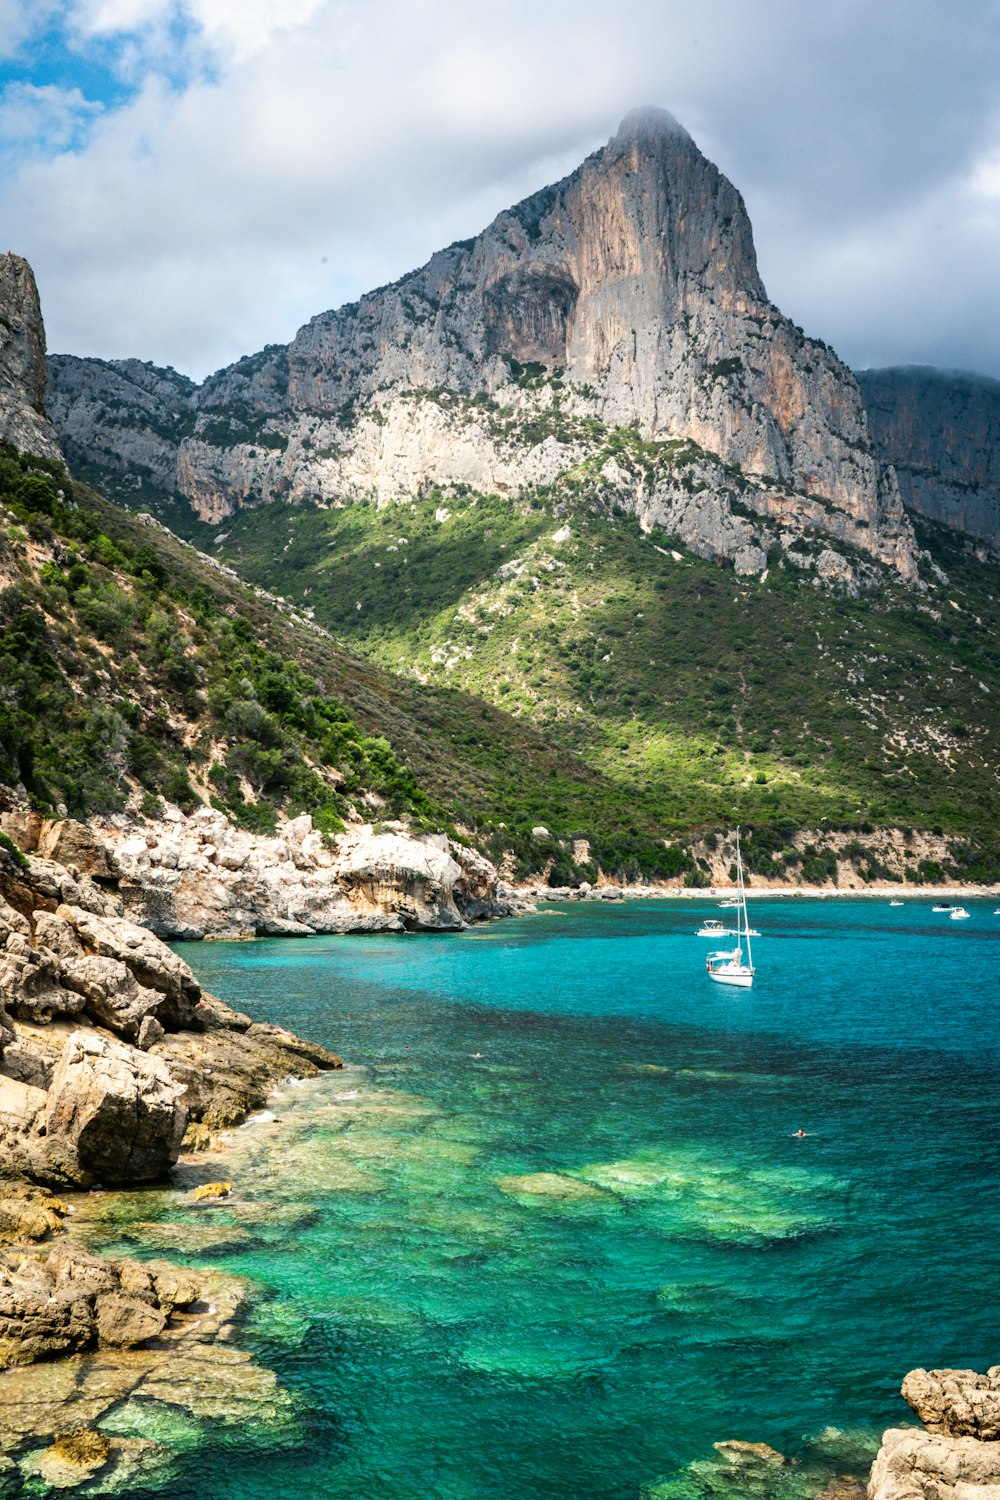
<box><xmin>792</xmin><ymin>1128</ymin><xmax>813</xmax><ymax>1138</ymax></box>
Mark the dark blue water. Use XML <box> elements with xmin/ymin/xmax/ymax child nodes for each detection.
<box><xmin>91</xmin><ymin>898</ymin><xmax>1000</xmax><ymax>1498</ymax></box>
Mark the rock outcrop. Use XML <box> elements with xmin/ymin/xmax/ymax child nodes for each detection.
<box><xmin>0</xmin><ymin>840</ymin><xmax>342</xmax><ymax>1191</ymax></box>
<box><xmin>46</xmin><ymin>110</ymin><xmax>919</xmax><ymax>584</ymax></box>
<box><xmin>868</xmin><ymin>1366</ymin><xmax>1000</xmax><ymax>1498</ymax></box>
<box><xmin>28</xmin><ymin>808</ymin><xmax>521</xmax><ymax>938</ymax></box>
<box><xmin>0</xmin><ymin>252</ymin><xmax>62</xmax><ymax>463</ymax></box>
<box><xmin>0</xmin><ymin>1245</ymin><xmax>295</xmax><ymax>1492</ymax></box>
<box><xmin>858</xmin><ymin>367</ymin><xmax>1000</xmax><ymax>550</ymax></box>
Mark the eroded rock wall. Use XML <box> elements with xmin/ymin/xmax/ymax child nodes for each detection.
<box><xmin>0</xmin><ymin>253</ymin><xmax>62</xmax><ymax>463</ymax></box>
<box><xmin>858</xmin><ymin>366</ymin><xmax>1000</xmax><ymax>550</ymax></box>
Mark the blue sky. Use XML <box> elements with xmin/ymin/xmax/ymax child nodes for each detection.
<box><xmin>3</xmin><ymin>0</ymin><xmax>1000</xmax><ymax>383</ymax></box>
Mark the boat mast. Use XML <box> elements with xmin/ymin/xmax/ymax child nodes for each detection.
<box><xmin>736</xmin><ymin>827</ymin><xmax>753</xmax><ymax>971</ymax></box>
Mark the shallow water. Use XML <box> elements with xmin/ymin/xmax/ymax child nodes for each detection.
<box><xmin>87</xmin><ymin>898</ymin><xmax>1000</xmax><ymax>1498</ymax></box>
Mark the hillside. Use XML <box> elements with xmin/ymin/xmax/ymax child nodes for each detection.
<box><xmin>160</xmin><ymin>474</ymin><xmax>1000</xmax><ymax>876</ymax></box>
<box><xmin>0</xmin><ymin>439</ymin><xmax>654</xmax><ymax>870</ymax></box>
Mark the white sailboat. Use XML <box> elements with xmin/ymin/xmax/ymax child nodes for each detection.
<box><xmin>706</xmin><ymin>829</ymin><xmax>755</xmax><ymax>989</ymax></box>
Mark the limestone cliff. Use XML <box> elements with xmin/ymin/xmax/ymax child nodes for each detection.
<box><xmin>47</xmin><ymin>110</ymin><xmax>918</xmax><ymax>583</ymax></box>
<box><xmin>0</xmin><ymin>253</ymin><xmax>62</xmax><ymax>464</ymax></box>
<box><xmin>857</xmin><ymin>366</ymin><xmax>1000</xmax><ymax>550</ymax></box>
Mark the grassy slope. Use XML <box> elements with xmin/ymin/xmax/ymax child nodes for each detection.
<box><xmin>164</xmin><ymin>485</ymin><xmax>1000</xmax><ymax>872</ymax></box>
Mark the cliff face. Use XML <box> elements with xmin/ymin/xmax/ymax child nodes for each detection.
<box><xmin>857</xmin><ymin>365</ymin><xmax>1000</xmax><ymax>550</ymax></box>
<box><xmin>0</xmin><ymin>254</ymin><xmax>62</xmax><ymax>463</ymax></box>
<box><xmin>47</xmin><ymin>110</ymin><xmax>918</xmax><ymax>584</ymax></box>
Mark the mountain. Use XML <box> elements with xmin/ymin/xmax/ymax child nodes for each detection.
<box><xmin>857</xmin><ymin>366</ymin><xmax>1000</xmax><ymax>551</ymax></box>
<box><xmin>9</xmin><ymin>113</ymin><xmax>1000</xmax><ymax>883</ymax></box>
<box><xmin>48</xmin><ymin>108</ymin><xmax>917</xmax><ymax>587</ymax></box>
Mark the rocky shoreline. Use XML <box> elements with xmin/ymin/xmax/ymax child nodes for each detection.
<box><xmin>0</xmin><ymin>828</ymin><xmax>344</xmax><ymax>1491</ymax></box>
<box><xmin>1</xmin><ymin>806</ymin><xmax>527</xmax><ymax>941</ymax></box>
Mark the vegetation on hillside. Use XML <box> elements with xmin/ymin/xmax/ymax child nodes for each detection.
<box><xmin>0</xmin><ymin>443</ymin><xmax>441</xmax><ymax>836</ymax></box>
<box><xmin>165</xmin><ymin>478</ymin><xmax>1000</xmax><ymax>881</ymax></box>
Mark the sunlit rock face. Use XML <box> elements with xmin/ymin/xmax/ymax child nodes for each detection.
<box><xmin>46</xmin><ymin>109</ymin><xmax>918</xmax><ymax>581</ymax></box>
<box><xmin>858</xmin><ymin>365</ymin><xmax>1000</xmax><ymax>550</ymax></box>
<box><xmin>0</xmin><ymin>254</ymin><xmax>62</xmax><ymax>463</ymax></box>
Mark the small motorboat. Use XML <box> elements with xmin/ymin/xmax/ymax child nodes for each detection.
<box><xmin>889</xmin><ymin>900</ymin><xmax>903</xmax><ymax>906</ymax></box>
<box><xmin>931</xmin><ymin>904</ymin><xmax>956</xmax><ymax>913</ymax></box>
<box><xmin>697</xmin><ymin>918</ymin><xmax>734</xmax><ymax>938</ymax></box>
<box><xmin>718</xmin><ymin>899</ymin><xmax>739</xmax><ymax>909</ymax></box>
<box><xmin>949</xmin><ymin>907</ymin><xmax>970</xmax><ymax>921</ymax></box>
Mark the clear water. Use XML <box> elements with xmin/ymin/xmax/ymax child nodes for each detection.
<box><xmin>88</xmin><ymin>899</ymin><xmax>1000</xmax><ymax>1498</ymax></box>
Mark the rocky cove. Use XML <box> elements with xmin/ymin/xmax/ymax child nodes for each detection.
<box><xmin>0</xmin><ymin>853</ymin><xmax>995</xmax><ymax>1493</ymax></box>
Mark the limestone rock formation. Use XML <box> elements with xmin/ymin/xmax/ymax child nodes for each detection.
<box><xmin>0</xmin><ymin>1242</ymin><xmax>184</xmax><ymax>1368</ymax></box>
<box><xmin>900</xmin><ymin>1366</ymin><xmax>1000</xmax><ymax>1442</ymax></box>
<box><xmin>0</xmin><ymin>1250</ymin><xmax>295</xmax><ymax>1489</ymax></box>
<box><xmin>858</xmin><ymin>366</ymin><xmax>1000</xmax><ymax>550</ymax></box>
<box><xmin>868</xmin><ymin>1367</ymin><xmax>1000</xmax><ymax>1499</ymax></box>
<box><xmin>84</xmin><ymin>807</ymin><xmax>519</xmax><ymax>937</ymax></box>
<box><xmin>43</xmin><ymin>1031</ymin><xmax>188</xmax><ymax>1186</ymax></box>
<box><xmin>46</xmin><ymin>110</ymin><xmax>919</xmax><ymax>583</ymax></box>
<box><xmin>0</xmin><ymin>839</ymin><xmax>342</xmax><ymax>1190</ymax></box>
<box><xmin>0</xmin><ymin>253</ymin><xmax>62</xmax><ymax>463</ymax></box>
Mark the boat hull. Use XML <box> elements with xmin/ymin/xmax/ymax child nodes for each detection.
<box><xmin>708</xmin><ymin>967</ymin><xmax>754</xmax><ymax>989</ymax></box>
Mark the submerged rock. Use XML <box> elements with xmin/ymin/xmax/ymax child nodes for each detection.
<box><xmin>495</xmin><ymin>1171</ymin><xmax>608</xmax><ymax>1201</ymax></box>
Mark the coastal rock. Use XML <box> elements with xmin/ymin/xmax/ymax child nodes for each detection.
<box><xmin>0</xmin><ymin>1182</ymin><xmax>67</xmax><ymax>1246</ymax></box>
<box><xmin>59</xmin><ymin>953</ymin><xmax>165</xmax><ymax>1040</ymax></box>
<box><xmin>94</xmin><ymin>1290</ymin><xmax>167</xmax><ymax>1348</ymax></box>
<box><xmin>102</xmin><ymin>810</ymin><xmax>511</xmax><ymax>937</ymax></box>
<box><xmin>867</xmin><ymin>1427</ymin><xmax>1000</xmax><ymax>1498</ymax></box>
<box><xmin>868</xmin><ymin>1367</ymin><xmax>1000</xmax><ymax>1499</ymax></box>
<box><xmin>152</xmin><ymin>1022</ymin><xmax>340</xmax><ymax>1133</ymax></box>
<box><xmin>333</xmin><ymin>828</ymin><xmax>464</xmax><ymax>929</ymax></box>
<box><xmin>35</xmin><ymin>820</ymin><xmax>121</xmax><ymax>888</ymax></box>
<box><xmin>56</xmin><ymin>906</ymin><xmax>202</xmax><ymax>1028</ymax></box>
<box><xmin>901</xmin><ymin>1366</ymin><xmax>1000</xmax><ymax>1440</ymax></box>
<box><xmin>43</xmin><ymin>1030</ymin><xmax>188</xmax><ymax>1187</ymax></box>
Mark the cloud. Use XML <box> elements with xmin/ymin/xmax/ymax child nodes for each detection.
<box><xmin>2</xmin><ymin>0</ymin><xmax>1000</xmax><ymax>380</ymax></box>
<box><xmin>0</xmin><ymin>82</ymin><xmax>102</xmax><ymax>151</ymax></box>
<box><xmin>0</xmin><ymin>0</ymin><xmax>63</xmax><ymax>60</ymax></box>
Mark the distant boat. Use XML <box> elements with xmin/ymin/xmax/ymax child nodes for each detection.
<box><xmin>949</xmin><ymin>907</ymin><xmax>970</xmax><ymax>921</ymax></box>
<box><xmin>889</xmin><ymin>900</ymin><xmax>904</xmax><ymax>907</ymax></box>
<box><xmin>718</xmin><ymin>899</ymin><xmax>739</xmax><ymax>909</ymax></box>
<box><xmin>932</xmin><ymin>904</ymin><xmax>956</xmax><ymax>913</ymax></box>
<box><xmin>697</xmin><ymin>918</ymin><xmax>733</xmax><ymax>938</ymax></box>
<box><xmin>706</xmin><ymin>829</ymin><xmax>755</xmax><ymax>989</ymax></box>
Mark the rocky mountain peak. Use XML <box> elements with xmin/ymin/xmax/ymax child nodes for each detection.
<box><xmin>45</xmin><ymin>113</ymin><xmax>920</xmax><ymax>582</ymax></box>
<box><xmin>0</xmin><ymin>252</ymin><xmax>62</xmax><ymax>463</ymax></box>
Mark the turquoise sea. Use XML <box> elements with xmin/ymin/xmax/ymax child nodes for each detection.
<box><xmin>88</xmin><ymin>898</ymin><xmax>1000</xmax><ymax>1498</ymax></box>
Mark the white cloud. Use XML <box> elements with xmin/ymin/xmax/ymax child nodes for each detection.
<box><xmin>0</xmin><ymin>0</ymin><xmax>62</xmax><ymax>60</ymax></box>
<box><xmin>0</xmin><ymin>82</ymin><xmax>102</xmax><ymax>151</ymax></box>
<box><xmin>2</xmin><ymin>0</ymin><xmax>1000</xmax><ymax>380</ymax></box>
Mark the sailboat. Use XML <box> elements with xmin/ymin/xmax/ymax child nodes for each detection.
<box><xmin>705</xmin><ymin>829</ymin><xmax>755</xmax><ymax>989</ymax></box>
